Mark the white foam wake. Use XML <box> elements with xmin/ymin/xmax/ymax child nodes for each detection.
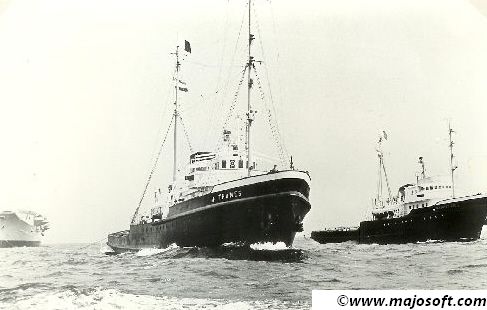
<box><xmin>136</xmin><ymin>243</ymin><xmax>178</xmax><ymax>257</ymax></box>
<box><xmin>5</xmin><ymin>288</ymin><xmax>298</xmax><ymax>310</ymax></box>
<box><xmin>480</xmin><ymin>225</ymin><xmax>487</xmax><ymax>239</ymax></box>
<box><xmin>250</xmin><ymin>242</ymin><xmax>288</xmax><ymax>251</ymax></box>
<box><xmin>99</xmin><ymin>244</ymin><xmax>114</xmax><ymax>254</ymax></box>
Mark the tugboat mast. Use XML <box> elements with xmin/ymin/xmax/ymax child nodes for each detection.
<box><xmin>246</xmin><ymin>0</ymin><xmax>254</xmax><ymax>176</ymax></box>
<box><xmin>172</xmin><ymin>46</ymin><xmax>181</xmax><ymax>181</ymax></box>
<box><xmin>448</xmin><ymin>123</ymin><xmax>457</xmax><ymax>198</ymax></box>
<box><xmin>376</xmin><ymin>133</ymin><xmax>392</xmax><ymax>204</ymax></box>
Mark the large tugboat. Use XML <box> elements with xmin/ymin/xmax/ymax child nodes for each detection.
<box><xmin>0</xmin><ymin>210</ymin><xmax>49</xmax><ymax>247</ymax></box>
<box><xmin>107</xmin><ymin>1</ymin><xmax>311</xmax><ymax>253</ymax></box>
<box><xmin>312</xmin><ymin>127</ymin><xmax>487</xmax><ymax>244</ymax></box>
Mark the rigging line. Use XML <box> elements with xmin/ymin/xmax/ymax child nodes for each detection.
<box><xmin>204</xmin><ymin>1</ymin><xmax>248</xmax><ymax>149</ymax></box>
<box><xmin>131</xmin><ymin>116</ymin><xmax>174</xmax><ymax>225</ymax></box>
<box><xmin>253</xmin><ymin>67</ymin><xmax>287</xmax><ymax>167</ymax></box>
<box><xmin>212</xmin><ymin>66</ymin><xmax>247</xmax><ymax>157</ymax></box>
<box><xmin>215</xmin><ymin>0</ymin><xmax>230</xmax><ymax>91</ymax></box>
<box><xmin>219</xmin><ymin>66</ymin><xmax>248</xmax><ymax>140</ymax></box>
<box><xmin>178</xmin><ymin>113</ymin><xmax>194</xmax><ymax>154</ymax></box>
<box><xmin>381</xmin><ymin>156</ymin><xmax>392</xmax><ymax>199</ymax></box>
<box><xmin>78</xmin><ymin>237</ymin><xmax>108</xmax><ymax>251</ymax></box>
<box><xmin>199</xmin><ymin>67</ymin><xmax>247</xmax><ymax>187</ymax></box>
<box><xmin>186</xmin><ymin>60</ymin><xmax>241</xmax><ymax>68</ymax></box>
<box><xmin>154</xmin><ymin>65</ymin><xmax>178</xmax><ymax>125</ymax></box>
<box><xmin>253</xmin><ymin>5</ymin><xmax>289</xmax><ymax>161</ymax></box>
<box><xmin>145</xmin><ymin>67</ymin><xmax>177</xmax><ymax>166</ymax></box>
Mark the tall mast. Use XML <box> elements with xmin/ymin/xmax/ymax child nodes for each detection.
<box><xmin>376</xmin><ymin>134</ymin><xmax>391</xmax><ymax>204</ymax></box>
<box><xmin>173</xmin><ymin>46</ymin><xmax>180</xmax><ymax>181</ymax></box>
<box><xmin>246</xmin><ymin>0</ymin><xmax>254</xmax><ymax>176</ymax></box>
<box><xmin>448</xmin><ymin>123</ymin><xmax>457</xmax><ymax>198</ymax></box>
<box><xmin>377</xmin><ymin>149</ymin><xmax>382</xmax><ymax>204</ymax></box>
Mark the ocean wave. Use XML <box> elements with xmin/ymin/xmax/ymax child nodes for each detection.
<box><xmin>416</xmin><ymin>239</ymin><xmax>444</xmax><ymax>244</ymax></box>
<box><xmin>250</xmin><ymin>242</ymin><xmax>288</xmax><ymax>251</ymax></box>
<box><xmin>103</xmin><ymin>243</ymin><xmax>307</xmax><ymax>262</ymax></box>
<box><xmin>0</xmin><ymin>288</ymin><xmax>306</xmax><ymax>310</ymax></box>
<box><xmin>0</xmin><ymin>282</ymin><xmax>55</xmax><ymax>303</ymax></box>
<box><xmin>99</xmin><ymin>244</ymin><xmax>114</xmax><ymax>254</ymax></box>
<box><xmin>136</xmin><ymin>244</ymin><xmax>179</xmax><ymax>257</ymax></box>
<box><xmin>171</xmin><ymin>245</ymin><xmax>307</xmax><ymax>262</ymax></box>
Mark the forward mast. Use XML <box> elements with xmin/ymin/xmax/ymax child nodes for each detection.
<box><xmin>246</xmin><ymin>0</ymin><xmax>255</xmax><ymax>176</ymax></box>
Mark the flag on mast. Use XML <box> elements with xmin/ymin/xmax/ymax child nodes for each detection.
<box><xmin>184</xmin><ymin>40</ymin><xmax>191</xmax><ymax>53</ymax></box>
<box><xmin>178</xmin><ymin>80</ymin><xmax>188</xmax><ymax>92</ymax></box>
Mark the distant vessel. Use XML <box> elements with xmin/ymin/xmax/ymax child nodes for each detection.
<box><xmin>107</xmin><ymin>1</ymin><xmax>311</xmax><ymax>253</ymax></box>
<box><xmin>0</xmin><ymin>210</ymin><xmax>49</xmax><ymax>247</ymax></box>
<box><xmin>312</xmin><ymin>127</ymin><xmax>487</xmax><ymax>244</ymax></box>
<box><xmin>310</xmin><ymin>227</ymin><xmax>359</xmax><ymax>244</ymax></box>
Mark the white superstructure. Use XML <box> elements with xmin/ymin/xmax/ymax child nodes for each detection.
<box><xmin>0</xmin><ymin>210</ymin><xmax>49</xmax><ymax>247</ymax></box>
<box><xmin>371</xmin><ymin>176</ymin><xmax>455</xmax><ymax>219</ymax></box>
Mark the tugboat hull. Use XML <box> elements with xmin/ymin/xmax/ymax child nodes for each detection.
<box><xmin>359</xmin><ymin>195</ymin><xmax>487</xmax><ymax>244</ymax></box>
<box><xmin>0</xmin><ymin>240</ymin><xmax>41</xmax><ymax>248</ymax></box>
<box><xmin>311</xmin><ymin>228</ymin><xmax>360</xmax><ymax>243</ymax></box>
<box><xmin>108</xmin><ymin>172</ymin><xmax>311</xmax><ymax>252</ymax></box>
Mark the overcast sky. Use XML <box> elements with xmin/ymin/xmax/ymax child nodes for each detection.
<box><xmin>1</xmin><ymin>0</ymin><xmax>487</xmax><ymax>243</ymax></box>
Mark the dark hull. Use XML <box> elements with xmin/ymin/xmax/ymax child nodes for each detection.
<box><xmin>108</xmin><ymin>173</ymin><xmax>311</xmax><ymax>252</ymax></box>
<box><xmin>311</xmin><ymin>228</ymin><xmax>359</xmax><ymax>243</ymax></box>
<box><xmin>359</xmin><ymin>196</ymin><xmax>487</xmax><ymax>244</ymax></box>
<box><xmin>311</xmin><ymin>195</ymin><xmax>487</xmax><ymax>245</ymax></box>
<box><xmin>0</xmin><ymin>240</ymin><xmax>41</xmax><ymax>248</ymax></box>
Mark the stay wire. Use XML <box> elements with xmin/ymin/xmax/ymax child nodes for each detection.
<box><xmin>199</xmin><ymin>66</ymin><xmax>248</xmax><ymax>187</ymax></box>
<box><xmin>131</xmin><ymin>116</ymin><xmax>174</xmax><ymax>224</ymax></box>
<box><xmin>78</xmin><ymin>236</ymin><xmax>108</xmax><ymax>251</ymax></box>
<box><xmin>253</xmin><ymin>2</ymin><xmax>289</xmax><ymax>162</ymax></box>
<box><xmin>253</xmin><ymin>66</ymin><xmax>287</xmax><ymax>168</ymax></box>
<box><xmin>204</xmin><ymin>1</ymin><xmax>248</xmax><ymax>149</ymax></box>
<box><xmin>178</xmin><ymin>112</ymin><xmax>194</xmax><ymax>154</ymax></box>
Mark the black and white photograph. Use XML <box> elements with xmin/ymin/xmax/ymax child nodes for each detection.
<box><xmin>1</xmin><ymin>0</ymin><xmax>487</xmax><ymax>309</ymax></box>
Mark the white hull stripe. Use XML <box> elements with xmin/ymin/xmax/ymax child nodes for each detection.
<box><xmin>434</xmin><ymin>193</ymin><xmax>487</xmax><ymax>207</ymax></box>
<box><xmin>154</xmin><ymin>191</ymin><xmax>309</xmax><ymax>224</ymax></box>
<box><xmin>211</xmin><ymin>170</ymin><xmax>311</xmax><ymax>193</ymax></box>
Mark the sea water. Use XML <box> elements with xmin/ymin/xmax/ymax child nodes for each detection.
<box><xmin>2</xmin><ymin>230</ymin><xmax>487</xmax><ymax>309</ymax></box>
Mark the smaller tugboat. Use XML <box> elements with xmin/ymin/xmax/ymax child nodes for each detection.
<box><xmin>312</xmin><ymin>126</ymin><xmax>487</xmax><ymax>244</ymax></box>
<box><xmin>310</xmin><ymin>227</ymin><xmax>359</xmax><ymax>243</ymax></box>
<box><xmin>0</xmin><ymin>210</ymin><xmax>49</xmax><ymax>247</ymax></box>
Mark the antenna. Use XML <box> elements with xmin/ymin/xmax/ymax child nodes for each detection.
<box><xmin>448</xmin><ymin>122</ymin><xmax>457</xmax><ymax>198</ymax></box>
<box><xmin>171</xmin><ymin>46</ymin><xmax>180</xmax><ymax>181</ymax></box>
<box><xmin>246</xmin><ymin>0</ymin><xmax>255</xmax><ymax>176</ymax></box>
